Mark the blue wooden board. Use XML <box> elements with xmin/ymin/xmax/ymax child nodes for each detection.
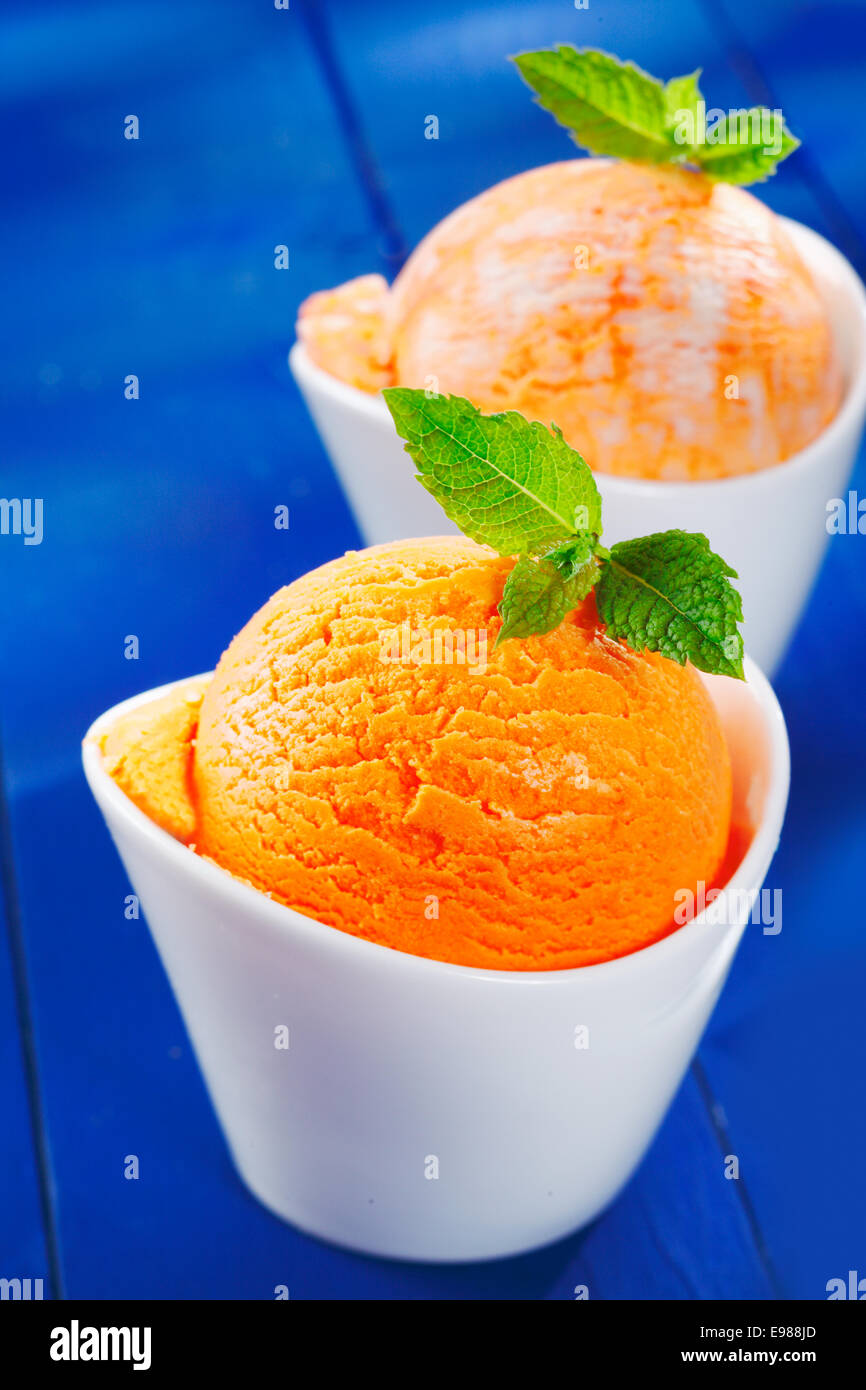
<box><xmin>0</xmin><ymin>0</ymin><xmax>862</xmax><ymax>1299</ymax></box>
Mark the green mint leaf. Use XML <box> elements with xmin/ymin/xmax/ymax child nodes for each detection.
<box><xmin>383</xmin><ymin>388</ymin><xmax>602</xmax><ymax>555</ymax></box>
<box><xmin>692</xmin><ymin>109</ymin><xmax>799</xmax><ymax>183</ymax></box>
<box><xmin>497</xmin><ymin>540</ymin><xmax>600</xmax><ymax>646</ymax></box>
<box><xmin>512</xmin><ymin>47</ymin><xmax>676</xmax><ymax>164</ymax></box>
<box><xmin>386</xmin><ymin>392</ymin><xmax>746</xmax><ymax>679</ymax></box>
<box><xmin>663</xmin><ymin>70</ymin><xmax>703</xmax><ymax>161</ymax></box>
<box><xmin>513</xmin><ymin>47</ymin><xmax>799</xmax><ymax>185</ymax></box>
<box><xmin>663</xmin><ymin>69</ymin><xmax>703</xmax><ymax>129</ymax></box>
<box><xmin>595</xmin><ymin>531</ymin><xmax>745</xmax><ymax>678</ymax></box>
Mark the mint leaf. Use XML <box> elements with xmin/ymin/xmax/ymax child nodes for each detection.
<box><xmin>693</xmin><ymin>109</ymin><xmax>799</xmax><ymax>184</ymax></box>
<box><xmin>595</xmin><ymin>531</ymin><xmax>745</xmax><ymax>678</ymax></box>
<box><xmin>496</xmin><ymin>538</ymin><xmax>599</xmax><ymax>645</ymax></box>
<box><xmin>512</xmin><ymin>47</ymin><xmax>676</xmax><ymax>164</ymax></box>
<box><xmin>512</xmin><ymin>47</ymin><xmax>799</xmax><ymax>185</ymax></box>
<box><xmin>386</xmin><ymin>391</ymin><xmax>746</xmax><ymax>679</ymax></box>
<box><xmin>383</xmin><ymin>388</ymin><xmax>602</xmax><ymax>555</ymax></box>
<box><xmin>664</xmin><ymin>70</ymin><xmax>703</xmax><ymax>161</ymax></box>
<box><xmin>664</xmin><ymin>69</ymin><xmax>703</xmax><ymax>129</ymax></box>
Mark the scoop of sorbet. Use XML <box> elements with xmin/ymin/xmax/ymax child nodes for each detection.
<box><xmin>156</xmin><ymin>536</ymin><xmax>732</xmax><ymax>970</ymax></box>
<box><xmin>298</xmin><ymin>160</ymin><xmax>841</xmax><ymax>480</ymax></box>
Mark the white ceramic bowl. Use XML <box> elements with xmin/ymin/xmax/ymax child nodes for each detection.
<box><xmin>83</xmin><ymin>657</ymin><xmax>788</xmax><ymax>1262</ymax></box>
<box><xmin>290</xmin><ymin>219</ymin><xmax>866</xmax><ymax>676</ymax></box>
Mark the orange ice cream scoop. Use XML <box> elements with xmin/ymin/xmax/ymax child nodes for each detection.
<box><xmin>188</xmin><ymin>536</ymin><xmax>732</xmax><ymax>970</ymax></box>
<box><xmin>298</xmin><ymin>160</ymin><xmax>841</xmax><ymax>480</ymax></box>
<box><xmin>98</xmin><ymin>677</ymin><xmax>210</xmax><ymax>843</ymax></box>
<box><xmin>297</xmin><ymin>273</ymin><xmax>393</xmax><ymax>392</ymax></box>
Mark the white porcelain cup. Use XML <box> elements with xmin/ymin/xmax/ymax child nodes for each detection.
<box><xmin>290</xmin><ymin>219</ymin><xmax>866</xmax><ymax>676</ymax></box>
<box><xmin>83</xmin><ymin>657</ymin><xmax>789</xmax><ymax>1262</ymax></box>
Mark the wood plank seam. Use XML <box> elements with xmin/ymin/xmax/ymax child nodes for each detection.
<box><xmin>297</xmin><ymin>0</ymin><xmax>409</xmax><ymax>274</ymax></box>
<box><xmin>0</xmin><ymin>737</ymin><xmax>65</xmax><ymax>1299</ymax></box>
<box><xmin>692</xmin><ymin>1054</ymin><xmax>784</xmax><ymax>1298</ymax></box>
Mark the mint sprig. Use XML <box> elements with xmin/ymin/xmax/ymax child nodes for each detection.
<box><xmin>512</xmin><ymin>48</ymin><xmax>675</xmax><ymax>165</ymax></box>
<box><xmin>595</xmin><ymin>533</ymin><xmax>744</xmax><ymax>679</ymax></box>
<box><xmin>691</xmin><ymin>110</ymin><xmax>799</xmax><ymax>186</ymax></box>
<box><xmin>383</xmin><ymin>389</ymin><xmax>745</xmax><ymax>679</ymax></box>
<box><xmin>513</xmin><ymin>46</ymin><xmax>799</xmax><ymax>185</ymax></box>
<box><xmin>663</xmin><ymin>70</ymin><xmax>703</xmax><ymax>129</ymax></box>
<box><xmin>383</xmin><ymin>388</ymin><xmax>602</xmax><ymax>555</ymax></box>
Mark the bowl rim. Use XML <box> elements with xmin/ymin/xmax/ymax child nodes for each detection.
<box><xmin>289</xmin><ymin>213</ymin><xmax>866</xmax><ymax>497</ymax></box>
<box><xmin>82</xmin><ymin>655</ymin><xmax>790</xmax><ymax>988</ymax></box>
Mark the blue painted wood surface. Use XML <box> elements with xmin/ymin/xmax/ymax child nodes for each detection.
<box><xmin>0</xmin><ymin>0</ymin><xmax>862</xmax><ymax>1299</ymax></box>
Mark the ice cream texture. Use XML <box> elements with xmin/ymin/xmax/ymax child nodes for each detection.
<box><xmin>100</xmin><ymin>676</ymin><xmax>210</xmax><ymax>843</ymax></box>
<box><xmin>97</xmin><ymin>536</ymin><xmax>734</xmax><ymax>971</ymax></box>
<box><xmin>298</xmin><ymin>160</ymin><xmax>842</xmax><ymax>480</ymax></box>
